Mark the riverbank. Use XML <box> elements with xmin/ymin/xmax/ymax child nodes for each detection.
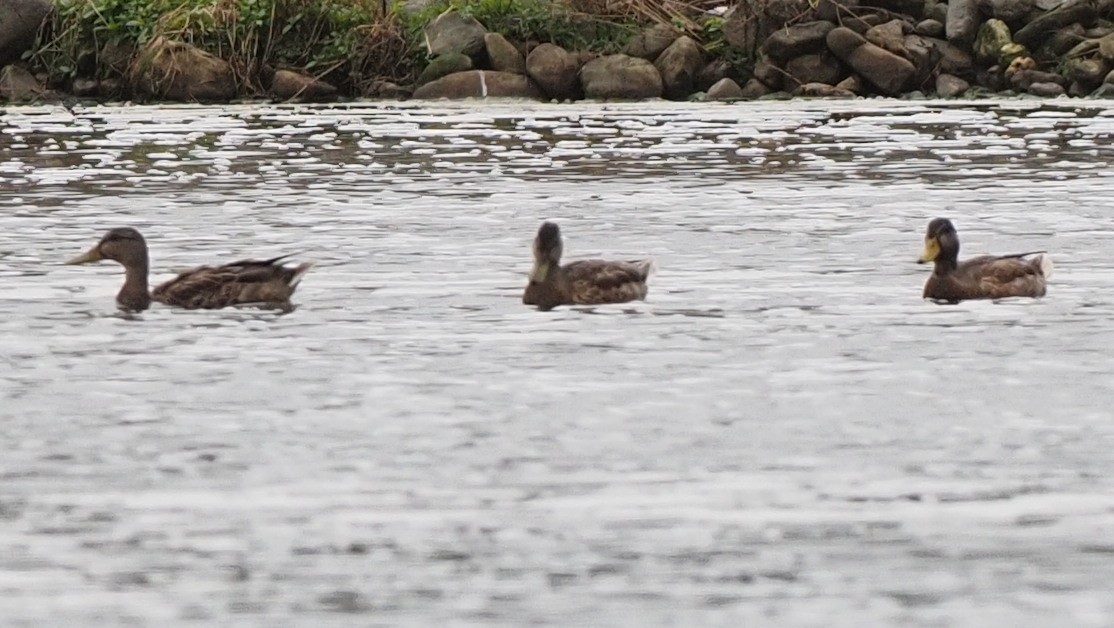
<box><xmin>3</xmin><ymin>0</ymin><xmax>1114</xmax><ymax>104</ymax></box>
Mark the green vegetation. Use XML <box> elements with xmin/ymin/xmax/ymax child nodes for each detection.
<box><xmin>28</xmin><ymin>0</ymin><xmax>728</xmax><ymax>97</ymax></box>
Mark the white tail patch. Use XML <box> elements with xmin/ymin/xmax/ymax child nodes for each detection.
<box><xmin>289</xmin><ymin>261</ymin><xmax>315</xmax><ymax>287</ymax></box>
<box><xmin>1037</xmin><ymin>254</ymin><xmax>1053</xmax><ymax>279</ymax></box>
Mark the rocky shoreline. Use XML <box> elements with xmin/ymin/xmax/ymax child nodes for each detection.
<box><xmin>5</xmin><ymin>0</ymin><xmax>1114</xmax><ymax>104</ymax></box>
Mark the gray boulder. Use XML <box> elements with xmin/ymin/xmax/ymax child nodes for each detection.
<box><xmin>936</xmin><ymin>73</ymin><xmax>970</xmax><ymax>96</ymax></box>
<box><xmin>526</xmin><ymin>43</ymin><xmax>580</xmax><ymax>101</ymax></box>
<box><xmin>417</xmin><ymin>52</ymin><xmax>473</xmax><ymax>87</ymax></box>
<box><xmin>915</xmin><ymin>19</ymin><xmax>945</xmax><ymax>38</ymax></box>
<box><xmin>866</xmin><ymin>20</ymin><xmax>911</xmax><ymax>60</ymax></box>
<box><xmin>0</xmin><ymin>0</ymin><xmax>51</xmax><ymax>68</ymax></box>
<box><xmin>785</xmin><ymin>52</ymin><xmax>843</xmax><ymax>86</ymax></box>
<box><xmin>696</xmin><ymin>59</ymin><xmax>729</xmax><ymax>92</ymax></box>
<box><xmin>0</xmin><ymin>64</ymin><xmax>41</xmax><ymax>101</ymax></box>
<box><xmin>270</xmin><ymin>69</ymin><xmax>336</xmax><ymax>102</ymax></box>
<box><xmin>654</xmin><ymin>35</ymin><xmax>703</xmax><ymax>100</ymax></box>
<box><xmin>979</xmin><ymin>0</ymin><xmax>1034</xmax><ymax>22</ymax></box>
<box><xmin>484</xmin><ymin>33</ymin><xmax>525</xmax><ymax>75</ymax></box>
<box><xmin>763</xmin><ymin>21</ymin><xmax>836</xmax><ymax>64</ymax></box>
<box><xmin>706</xmin><ymin>78</ymin><xmax>744</xmax><ymax>100</ymax></box>
<box><xmin>740</xmin><ymin>77</ymin><xmax>773</xmax><ymax>99</ymax></box>
<box><xmin>1015</xmin><ymin>0</ymin><xmax>1096</xmax><ymax>48</ymax></box>
<box><xmin>827</xmin><ymin>27</ymin><xmax>916</xmax><ymax>95</ymax></box>
<box><xmin>580</xmin><ymin>54</ymin><xmax>663</xmax><ymax>100</ymax></box>
<box><xmin>623</xmin><ymin>23</ymin><xmax>679</xmax><ymax>60</ymax></box>
<box><xmin>1028</xmin><ymin>81</ymin><xmax>1066</xmax><ymax>96</ymax></box>
<box><xmin>423</xmin><ymin>10</ymin><xmax>487</xmax><ymax>58</ymax></box>
<box><xmin>412</xmin><ymin>70</ymin><xmax>543</xmax><ymax>99</ymax></box>
<box><xmin>753</xmin><ymin>57</ymin><xmax>782</xmax><ymax>90</ymax></box>
<box><xmin>946</xmin><ymin>0</ymin><xmax>979</xmax><ymax>47</ymax></box>
<box><xmin>131</xmin><ymin>37</ymin><xmax>237</xmax><ymax>102</ymax></box>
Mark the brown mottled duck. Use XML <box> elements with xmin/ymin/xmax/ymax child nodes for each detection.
<box><xmin>66</xmin><ymin>227</ymin><xmax>314</xmax><ymax>312</ymax></box>
<box><xmin>522</xmin><ymin>221</ymin><xmax>654</xmax><ymax>311</ymax></box>
<box><xmin>917</xmin><ymin>218</ymin><xmax>1052</xmax><ymax>303</ymax></box>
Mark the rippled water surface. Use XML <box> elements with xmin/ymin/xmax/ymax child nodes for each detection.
<box><xmin>3</xmin><ymin>99</ymin><xmax>1114</xmax><ymax>626</ymax></box>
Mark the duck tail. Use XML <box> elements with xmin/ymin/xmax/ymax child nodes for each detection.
<box><xmin>288</xmin><ymin>260</ymin><xmax>316</xmax><ymax>288</ymax></box>
<box><xmin>1037</xmin><ymin>254</ymin><xmax>1053</xmax><ymax>279</ymax></box>
<box><xmin>632</xmin><ymin>258</ymin><xmax>657</xmax><ymax>279</ymax></box>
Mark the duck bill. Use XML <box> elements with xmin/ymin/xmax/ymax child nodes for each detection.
<box><xmin>65</xmin><ymin>247</ymin><xmax>103</xmax><ymax>265</ymax></box>
<box><xmin>917</xmin><ymin>237</ymin><xmax>939</xmax><ymax>264</ymax></box>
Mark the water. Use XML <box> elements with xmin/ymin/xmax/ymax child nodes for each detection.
<box><xmin>2</xmin><ymin>99</ymin><xmax>1114</xmax><ymax>626</ymax></box>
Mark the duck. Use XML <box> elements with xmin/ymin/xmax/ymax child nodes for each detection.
<box><xmin>65</xmin><ymin>227</ymin><xmax>313</xmax><ymax>312</ymax></box>
<box><xmin>522</xmin><ymin>221</ymin><xmax>654</xmax><ymax>311</ymax></box>
<box><xmin>917</xmin><ymin>217</ymin><xmax>1052</xmax><ymax>303</ymax></box>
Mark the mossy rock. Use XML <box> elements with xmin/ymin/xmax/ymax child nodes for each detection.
<box><xmin>417</xmin><ymin>53</ymin><xmax>474</xmax><ymax>87</ymax></box>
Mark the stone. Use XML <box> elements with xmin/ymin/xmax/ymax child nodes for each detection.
<box><xmin>623</xmin><ymin>23</ymin><xmax>679</xmax><ymax>60</ymax></box>
<box><xmin>946</xmin><ymin>0</ymin><xmax>979</xmax><ymax>47</ymax></box>
<box><xmin>706</xmin><ymin>77</ymin><xmax>744</xmax><ymax>100</ymax></box>
<box><xmin>365</xmin><ymin>80</ymin><xmax>411</xmax><ymax>99</ymax></box>
<box><xmin>826</xmin><ymin>27</ymin><xmax>916</xmax><ymax>95</ymax></box>
<box><xmin>915</xmin><ymin>19</ymin><xmax>945</xmax><ymax>38</ymax></box>
<box><xmin>1106</xmin><ymin>67</ymin><xmax>1114</xmax><ymax>83</ymax></box>
<box><xmin>974</xmin><ymin>19</ymin><xmax>1014</xmax><ymax>65</ymax></box>
<box><xmin>526</xmin><ymin>43</ymin><xmax>580</xmax><ymax>101</ymax></box>
<box><xmin>1068</xmin><ymin>80</ymin><xmax>1090</xmax><ymax>96</ymax></box>
<box><xmin>412</xmin><ymin>70</ymin><xmax>543</xmax><ymax>99</ymax></box>
<box><xmin>979</xmin><ymin>0</ymin><xmax>1034</xmax><ymax>22</ymax></box>
<box><xmin>484</xmin><ymin>33</ymin><xmax>525</xmax><ymax>75</ymax></box>
<box><xmin>936</xmin><ymin>73</ymin><xmax>970</xmax><ymax>96</ymax></box>
<box><xmin>904</xmin><ymin>34</ymin><xmax>939</xmax><ymax>86</ymax></box>
<box><xmin>1066</xmin><ymin>57</ymin><xmax>1109</xmax><ymax>86</ymax></box>
<box><xmin>1100</xmin><ymin>33</ymin><xmax>1114</xmax><ymax>62</ymax></box>
<box><xmin>131</xmin><ymin>37</ymin><xmax>237</xmax><ymax>102</ymax></box>
<box><xmin>859</xmin><ymin>0</ymin><xmax>925</xmax><ymax>17</ymax></box>
<box><xmin>0</xmin><ymin>64</ymin><xmax>41</xmax><ymax>101</ymax></box>
<box><xmin>763</xmin><ymin>21</ymin><xmax>836</xmax><ymax>64</ymax></box>
<box><xmin>1015</xmin><ymin>0</ymin><xmax>1097</xmax><ymax>49</ymax></box>
<box><xmin>933</xmin><ymin>38</ymin><xmax>976</xmax><ymax>79</ymax></box>
<box><xmin>270</xmin><ymin>69</ymin><xmax>336</xmax><ymax>102</ymax></box>
<box><xmin>842</xmin><ymin>13</ymin><xmax>887</xmax><ymax>35</ymax></box>
<box><xmin>866</xmin><ymin>20</ymin><xmax>911</xmax><ymax>59</ymax></box>
<box><xmin>836</xmin><ymin>74</ymin><xmax>862</xmax><ymax>93</ymax></box>
<box><xmin>976</xmin><ymin>65</ymin><xmax>1007</xmax><ymax>90</ymax></box>
<box><xmin>927</xmin><ymin>0</ymin><xmax>949</xmax><ymax>24</ymax></box>
<box><xmin>1038</xmin><ymin>24</ymin><xmax>1087</xmax><ymax>60</ymax></box>
<box><xmin>579</xmin><ymin>54</ymin><xmax>663</xmax><ymax>100</ymax></box>
<box><xmin>1008</xmin><ymin>68</ymin><xmax>1066</xmax><ymax>89</ymax></box>
<box><xmin>654</xmin><ymin>35</ymin><xmax>703</xmax><ymax>100</ymax></box>
<box><xmin>423</xmin><ymin>10</ymin><xmax>487</xmax><ymax>58</ymax></box>
<box><xmin>740</xmin><ymin>77</ymin><xmax>773</xmax><ymax>99</ymax></box>
<box><xmin>753</xmin><ymin>57</ymin><xmax>782</xmax><ymax>90</ymax></box>
<box><xmin>784</xmin><ymin>52</ymin><xmax>843</xmax><ymax>86</ymax></box>
<box><xmin>1028</xmin><ymin>81</ymin><xmax>1066</xmax><ymax>96</ymax></box>
<box><xmin>793</xmin><ymin>82</ymin><xmax>856</xmax><ymax>97</ymax></box>
<box><xmin>695</xmin><ymin>59</ymin><xmax>730</xmax><ymax>92</ymax></box>
<box><xmin>71</xmin><ymin>78</ymin><xmax>99</xmax><ymax>97</ymax></box>
<box><xmin>416</xmin><ymin>52</ymin><xmax>473</xmax><ymax>87</ymax></box>
<box><xmin>0</xmin><ymin>0</ymin><xmax>51</xmax><ymax>68</ymax></box>
<box><xmin>397</xmin><ymin>0</ymin><xmax>440</xmax><ymax>15</ymax></box>
<box><xmin>1090</xmin><ymin>82</ymin><xmax>1114</xmax><ymax>97</ymax></box>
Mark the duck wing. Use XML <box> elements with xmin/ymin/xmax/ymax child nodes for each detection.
<box><xmin>961</xmin><ymin>252</ymin><xmax>1050</xmax><ymax>299</ymax></box>
<box><xmin>562</xmin><ymin>259</ymin><xmax>653</xmax><ymax>305</ymax></box>
<box><xmin>153</xmin><ymin>254</ymin><xmax>314</xmax><ymax>309</ymax></box>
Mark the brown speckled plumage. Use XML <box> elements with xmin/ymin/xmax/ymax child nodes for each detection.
<box><xmin>917</xmin><ymin>218</ymin><xmax>1051</xmax><ymax>303</ymax></box>
<box><xmin>522</xmin><ymin>221</ymin><xmax>653</xmax><ymax>311</ymax></box>
<box><xmin>66</xmin><ymin>228</ymin><xmax>313</xmax><ymax>312</ymax></box>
